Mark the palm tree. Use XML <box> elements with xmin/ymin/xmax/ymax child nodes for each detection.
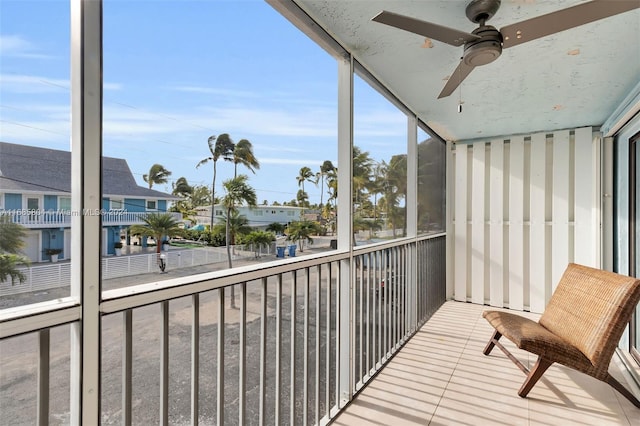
<box><xmin>172</xmin><ymin>176</ymin><xmax>193</xmax><ymax>197</ymax></box>
<box><xmin>221</xmin><ymin>175</ymin><xmax>257</xmax><ymax>308</ymax></box>
<box><xmin>0</xmin><ymin>216</ymin><xmax>30</xmax><ymax>284</ymax></box>
<box><xmin>326</xmin><ymin>167</ymin><xmax>338</xmax><ymax>206</ymax></box>
<box><xmin>221</xmin><ymin>175</ymin><xmax>257</xmax><ymax>267</ymax></box>
<box><xmin>266</xmin><ymin>222</ymin><xmax>286</xmax><ymax>235</ymax></box>
<box><xmin>297</xmin><ymin>166</ymin><xmax>314</xmax><ymax>193</ymax></box>
<box><xmin>197</xmin><ymin>134</ymin><xmax>235</xmax><ymax>230</ymax></box>
<box><xmin>352</xmin><ymin>146</ymin><xmax>374</xmax><ymax>209</ymax></box>
<box><xmin>171</xmin><ymin>177</ymin><xmax>196</xmax><ymax>221</ymax></box>
<box><xmin>242</xmin><ymin>230</ymin><xmax>275</xmax><ymax>258</ymax></box>
<box><xmin>368</xmin><ymin>161</ymin><xmax>386</xmax><ymax>226</ymax></box>
<box><xmin>129</xmin><ymin>213</ymin><xmax>183</xmax><ymax>256</ymax></box>
<box><xmin>317</xmin><ymin>160</ymin><xmax>335</xmax><ymax>208</ymax></box>
<box><xmin>296</xmin><ymin>189</ymin><xmax>309</xmax><ymax>207</ymax></box>
<box><xmin>213</xmin><ymin>210</ymin><xmax>251</xmax><ymax>246</ymax></box>
<box><xmin>189</xmin><ymin>185</ymin><xmax>213</xmax><ymax>207</ymax></box>
<box><xmin>384</xmin><ymin>154</ymin><xmax>408</xmax><ymax>236</ymax></box>
<box><xmin>321</xmin><ymin>203</ymin><xmax>335</xmax><ymax>235</ymax></box>
<box><xmin>222</xmin><ymin>175</ymin><xmax>257</xmax><ymax>268</ymax></box>
<box><xmin>143</xmin><ymin>164</ymin><xmax>172</xmax><ymax>189</ymax></box>
<box><xmin>297</xmin><ymin>166</ymin><xmax>315</xmax><ymax>215</ymax></box>
<box><xmin>286</xmin><ymin>220</ymin><xmax>322</xmax><ymax>252</ymax></box>
<box><xmin>232</xmin><ymin>139</ymin><xmax>260</xmax><ymax>177</ymax></box>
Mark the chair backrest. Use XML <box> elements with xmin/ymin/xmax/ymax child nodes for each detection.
<box><xmin>539</xmin><ymin>263</ymin><xmax>640</xmax><ymax>368</ymax></box>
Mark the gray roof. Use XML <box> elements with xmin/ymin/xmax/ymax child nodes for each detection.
<box><xmin>0</xmin><ymin>142</ymin><xmax>177</xmax><ymax>199</ymax></box>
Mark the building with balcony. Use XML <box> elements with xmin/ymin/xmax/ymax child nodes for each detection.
<box><xmin>1</xmin><ymin>1</ymin><xmax>639</xmax><ymax>425</ymax></box>
<box><xmin>0</xmin><ymin>142</ymin><xmax>178</xmax><ymax>260</ymax></box>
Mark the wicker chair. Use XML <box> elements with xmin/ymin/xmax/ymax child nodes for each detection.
<box><xmin>482</xmin><ymin>263</ymin><xmax>640</xmax><ymax>408</ymax></box>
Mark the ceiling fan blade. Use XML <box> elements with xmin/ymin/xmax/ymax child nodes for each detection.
<box><xmin>438</xmin><ymin>60</ymin><xmax>476</xmax><ymax>99</ymax></box>
<box><xmin>501</xmin><ymin>0</ymin><xmax>640</xmax><ymax>49</ymax></box>
<box><xmin>372</xmin><ymin>10</ymin><xmax>481</xmax><ymax>47</ymax></box>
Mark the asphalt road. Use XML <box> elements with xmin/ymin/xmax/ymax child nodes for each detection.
<box><xmin>0</xmin><ymin>237</ymin><xmax>401</xmax><ymax>425</ymax></box>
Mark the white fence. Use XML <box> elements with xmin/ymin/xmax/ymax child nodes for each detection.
<box><xmin>0</xmin><ymin>245</ymin><xmax>271</xmax><ymax>296</ymax></box>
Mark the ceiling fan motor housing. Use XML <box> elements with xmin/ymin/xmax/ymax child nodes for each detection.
<box><xmin>463</xmin><ymin>25</ymin><xmax>503</xmax><ymax>66</ymax></box>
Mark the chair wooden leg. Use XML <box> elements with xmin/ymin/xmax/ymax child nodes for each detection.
<box><xmin>605</xmin><ymin>374</ymin><xmax>640</xmax><ymax>408</ymax></box>
<box><xmin>518</xmin><ymin>357</ymin><xmax>553</xmax><ymax>398</ymax></box>
<box><xmin>483</xmin><ymin>330</ymin><xmax>502</xmax><ymax>355</ymax></box>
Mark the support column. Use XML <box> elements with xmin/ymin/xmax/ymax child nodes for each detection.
<box><xmin>407</xmin><ymin>116</ymin><xmax>417</xmax><ymax>238</ymax></box>
<box><xmin>70</xmin><ymin>0</ymin><xmax>103</xmax><ymax>423</ymax></box>
<box><xmin>337</xmin><ymin>54</ymin><xmax>353</xmax><ymax>407</ymax></box>
<box><xmin>407</xmin><ymin>116</ymin><xmax>418</xmax><ymax>329</ymax></box>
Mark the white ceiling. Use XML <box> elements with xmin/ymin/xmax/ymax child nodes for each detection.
<box><xmin>294</xmin><ymin>0</ymin><xmax>640</xmax><ymax>141</ymax></box>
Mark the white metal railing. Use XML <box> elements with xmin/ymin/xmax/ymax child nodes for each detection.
<box><xmin>0</xmin><ymin>210</ymin><xmax>182</xmax><ymax>228</ymax></box>
<box><xmin>0</xmin><ymin>247</ymin><xmax>249</xmax><ymax>296</ymax></box>
<box><xmin>0</xmin><ymin>234</ymin><xmax>446</xmax><ymax>425</ymax></box>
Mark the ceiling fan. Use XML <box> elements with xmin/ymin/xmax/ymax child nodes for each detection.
<box><xmin>372</xmin><ymin>0</ymin><xmax>640</xmax><ymax>99</ymax></box>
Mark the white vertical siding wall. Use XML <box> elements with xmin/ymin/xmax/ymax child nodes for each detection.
<box><xmin>489</xmin><ymin>139</ymin><xmax>504</xmax><ymax>307</ymax></box>
<box><xmin>471</xmin><ymin>143</ymin><xmax>485</xmax><ymax>304</ymax></box>
<box><xmin>509</xmin><ymin>137</ymin><xmax>525</xmax><ymax>311</ymax></box>
<box><xmin>529</xmin><ymin>133</ymin><xmax>547</xmax><ymax>313</ymax></box>
<box><xmin>449</xmin><ymin>127</ymin><xmax>600</xmax><ymax>313</ymax></box>
<box><xmin>454</xmin><ymin>146</ymin><xmax>468</xmax><ymax>302</ymax></box>
<box><xmin>551</xmin><ymin>130</ymin><xmax>571</xmax><ymax>291</ymax></box>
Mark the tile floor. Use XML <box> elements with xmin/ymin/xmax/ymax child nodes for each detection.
<box><xmin>333</xmin><ymin>301</ymin><xmax>640</xmax><ymax>426</ymax></box>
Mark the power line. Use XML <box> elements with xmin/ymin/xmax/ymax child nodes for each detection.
<box><xmin>0</xmin><ymin>119</ymin><xmax>69</xmax><ymax>137</ymax></box>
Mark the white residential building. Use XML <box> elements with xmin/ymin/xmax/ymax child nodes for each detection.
<box><xmin>194</xmin><ymin>204</ymin><xmax>303</xmax><ymax>229</ymax></box>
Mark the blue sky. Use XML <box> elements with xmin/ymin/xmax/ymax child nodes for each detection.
<box><xmin>1</xmin><ymin>0</ymin><xmax>408</xmax><ymax>204</ymax></box>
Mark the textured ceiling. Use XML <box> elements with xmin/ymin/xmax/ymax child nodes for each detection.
<box><xmin>295</xmin><ymin>0</ymin><xmax>640</xmax><ymax>141</ymax></box>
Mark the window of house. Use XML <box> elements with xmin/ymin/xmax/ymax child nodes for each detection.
<box><xmin>254</xmin><ymin>210</ymin><xmax>263</xmax><ymax>216</ymax></box>
<box><xmin>59</xmin><ymin>197</ymin><xmax>71</xmax><ymax>212</ymax></box>
<box><xmin>27</xmin><ymin>197</ymin><xmax>40</xmax><ymax>211</ymax></box>
<box><xmin>147</xmin><ymin>200</ymin><xmax>157</xmax><ymax>210</ymax></box>
<box><xmin>287</xmin><ymin>211</ymin><xmax>295</xmax><ymax>216</ymax></box>
<box><xmin>111</xmin><ymin>199</ymin><xmax>123</xmax><ymax>210</ymax></box>
<box><xmin>272</xmin><ymin>210</ymin><xmax>276</xmax><ymax>214</ymax></box>
<box><xmin>216</xmin><ymin>210</ymin><xmax>223</xmax><ymax>216</ymax></box>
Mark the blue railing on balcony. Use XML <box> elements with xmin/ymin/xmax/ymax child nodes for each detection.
<box><xmin>0</xmin><ymin>234</ymin><xmax>446</xmax><ymax>425</ymax></box>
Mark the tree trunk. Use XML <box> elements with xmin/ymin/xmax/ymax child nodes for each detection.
<box><xmin>226</xmin><ymin>207</ymin><xmax>236</xmax><ymax>308</ymax></box>
<box><xmin>210</xmin><ymin>162</ymin><xmax>217</xmax><ymax>230</ymax></box>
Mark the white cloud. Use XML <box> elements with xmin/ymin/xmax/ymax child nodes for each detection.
<box><xmin>257</xmin><ymin>145</ymin><xmax>305</xmax><ymax>154</ymax></box>
<box><xmin>104</xmin><ymin>83</ymin><xmax>123</xmax><ymax>91</ymax></box>
<box><xmin>168</xmin><ymin>85</ymin><xmax>257</xmax><ymax>98</ymax></box>
<box><xmin>1</xmin><ymin>97</ymin><xmax>340</xmax><ymax>157</ymax></box>
<box><xmin>259</xmin><ymin>157</ymin><xmax>324</xmax><ymax>166</ymax></box>
<box><xmin>354</xmin><ymin>109</ymin><xmax>408</xmax><ymax>138</ymax></box>
<box><xmin>197</xmin><ymin>105</ymin><xmax>338</xmax><ymax>138</ymax></box>
<box><xmin>0</xmin><ymin>34</ymin><xmax>52</xmax><ymax>59</ymax></box>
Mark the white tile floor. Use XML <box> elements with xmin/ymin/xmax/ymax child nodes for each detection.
<box><xmin>333</xmin><ymin>301</ymin><xmax>640</xmax><ymax>426</ymax></box>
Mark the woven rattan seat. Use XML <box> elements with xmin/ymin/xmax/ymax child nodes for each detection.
<box><xmin>483</xmin><ymin>263</ymin><xmax>640</xmax><ymax>408</ymax></box>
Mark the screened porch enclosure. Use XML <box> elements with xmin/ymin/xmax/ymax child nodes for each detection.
<box><xmin>1</xmin><ymin>0</ymin><xmax>640</xmax><ymax>424</ymax></box>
